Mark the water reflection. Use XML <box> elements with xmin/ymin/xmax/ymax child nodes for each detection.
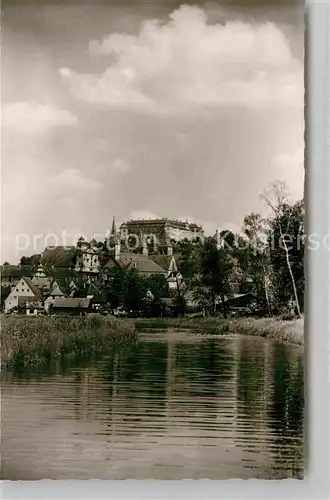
<box><xmin>1</xmin><ymin>332</ymin><xmax>304</xmax><ymax>480</ymax></box>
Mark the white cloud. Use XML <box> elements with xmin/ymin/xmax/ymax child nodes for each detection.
<box><xmin>60</xmin><ymin>5</ymin><xmax>303</xmax><ymax>114</ymax></box>
<box><xmin>49</xmin><ymin>168</ymin><xmax>101</xmax><ymax>193</ymax></box>
<box><xmin>2</xmin><ymin>102</ymin><xmax>77</xmax><ymax>134</ymax></box>
<box><xmin>127</xmin><ymin>210</ymin><xmax>160</xmax><ymax>221</ymax></box>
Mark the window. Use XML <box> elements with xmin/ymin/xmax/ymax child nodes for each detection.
<box><xmin>29</xmin><ymin>309</ymin><xmax>34</xmax><ymax>314</ymax></box>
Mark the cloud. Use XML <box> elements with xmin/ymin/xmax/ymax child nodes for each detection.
<box><xmin>46</xmin><ymin>168</ymin><xmax>101</xmax><ymax>211</ymax></box>
<box><xmin>49</xmin><ymin>168</ymin><xmax>101</xmax><ymax>193</ymax></box>
<box><xmin>127</xmin><ymin>210</ymin><xmax>160</xmax><ymax>221</ymax></box>
<box><xmin>60</xmin><ymin>5</ymin><xmax>303</xmax><ymax>114</ymax></box>
<box><xmin>2</xmin><ymin>102</ymin><xmax>77</xmax><ymax>134</ymax></box>
<box><xmin>112</xmin><ymin>159</ymin><xmax>131</xmax><ymax>173</ymax></box>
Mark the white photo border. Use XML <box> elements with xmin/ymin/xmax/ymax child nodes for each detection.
<box><xmin>1</xmin><ymin>0</ymin><xmax>330</xmax><ymax>498</ymax></box>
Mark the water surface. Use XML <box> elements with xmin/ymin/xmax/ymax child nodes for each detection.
<box><xmin>1</xmin><ymin>331</ymin><xmax>304</xmax><ymax>479</ymax></box>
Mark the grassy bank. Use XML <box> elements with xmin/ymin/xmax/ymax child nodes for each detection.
<box><xmin>135</xmin><ymin>316</ymin><xmax>304</xmax><ymax>345</ymax></box>
<box><xmin>1</xmin><ymin>314</ymin><xmax>137</xmax><ymax>369</ymax></box>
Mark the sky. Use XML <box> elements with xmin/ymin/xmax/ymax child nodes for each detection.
<box><xmin>2</xmin><ymin>0</ymin><xmax>305</xmax><ymax>263</ymax></box>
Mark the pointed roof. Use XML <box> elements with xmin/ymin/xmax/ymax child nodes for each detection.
<box><xmin>111</xmin><ymin>217</ymin><xmax>117</xmax><ymax>236</ymax></box>
<box><xmin>148</xmin><ymin>254</ymin><xmax>176</xmax><ymax>272</ymax></box>
<box><xmin>49</xmin><ymin>280</ymin><xmax>65</xmax><ymax>297</ymax></box>
<box><xmin>22</xmin><ymin>277</ymin><xmax>42</xmax><ymax>300</ymax></box>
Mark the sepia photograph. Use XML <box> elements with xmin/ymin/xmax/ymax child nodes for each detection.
<box><xmin>1</xmin><ymin>0</ymin><xmax>305</xmax><ymax>481</ymax></box>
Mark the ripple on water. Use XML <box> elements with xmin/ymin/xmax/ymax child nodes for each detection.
<box><xmin>1</xmin><ymin>333</ymin><xmax>304</xmax><ymax>480</ymax></box>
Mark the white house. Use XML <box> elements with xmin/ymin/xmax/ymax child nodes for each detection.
<box><xmin>4</xmin><ymin>277</ymin><xmax>42</xmax><ymax>313</ymax></box>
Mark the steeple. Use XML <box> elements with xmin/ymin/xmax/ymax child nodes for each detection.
<box><xmin>108</xmin><ymin>216</ymin><xmax>120</xmax><ymax>260</ymax></box>
<box><xmin>111</xmin><ymin>216</ymin><xmax>117</xmax><ymax>236</ymax></box>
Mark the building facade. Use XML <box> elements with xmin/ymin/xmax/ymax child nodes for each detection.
<box><xmin>75</xmin><ymin>237</ymin><xmax>101</xmax><ymax>274</ymax></box>
<box><xmin>119</xmin><ymin>218</ymin><xmax>204</xmax><ymax>251</ymax></box>
<box><xmin>4</xmin><ymin>277</ymin><xmax>42</xmax><ymax>313</ymax></box>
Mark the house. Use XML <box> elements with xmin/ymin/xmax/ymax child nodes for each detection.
<box><xmin>1</xmin><ymin>264</ymin><xmax>23</xmax><ymax>287</ymax></box>
<box><xmin>50</xmin><ymin>297</ymin><xmax>92</xmax><ymax>315</ymax></box>
<box><xmin>32</xmin><ymin>265</ymin><xmax>52</xmax><ymax>293</ymax></box>
<box><xmin>44</xmin><ymin>281</ymin><xmax>66</xmax><ymax>313</ymax></box>
<box><xmin>24</xmin><ymin>300</ymin><xmax>44</xmax><ymax>316</ymax></box>
<box><xmin>1</xmin><ymin>264</ymin><xmax>35</xmax><ymax>287</ymax></box>
<box><xmin>4</xmin><ymin>277</ymin><xmax>42</xmax><ymax>313</ymax></box>
<box><xmin>148</xmin><ymin>254</ymin><xmax>182</xmax><ymax>290</ymax></box>
<box><xmin>222</xmin><ymin>293</ymin><xmax>261</xmax><ymax>314</ymax></box>
<box><xmin>105</xmin><ymin>251</ymin><xmax>167</xmax><ymax>278</ymax></box>
<box><xmin>75</xmin><ymin>237</ymin><xmax>100</xmax><ymax>274</ymax></box>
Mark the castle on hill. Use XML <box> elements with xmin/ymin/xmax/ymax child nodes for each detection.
<box><xmin>74</xmin><ymin>216</ymin><xmax>204</xmax><ymax>278</ymax></box>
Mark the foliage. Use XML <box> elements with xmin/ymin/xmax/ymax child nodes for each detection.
<box><xmin>1</xmin><ymin>314</ymin><xmax>137</xmax><ymax>369</ymax></box>
<box><xmin>267</xmin><ymin>200</ymin><xmax>304</xmax><ymax>313</ymax></box>
<box><xmin>41</xmin><ymin>246</ymin><xmax>77</xmax><ymax>271</ymax></box>
<box><xmin>1</xmin><ymin>285</ymin><xmax>12</xmax><ymax>310</ymax></box>
<box><xmin>20</xmin><ymin>254</ymin><xmax>41</xmax><ymax>268</ymax></box>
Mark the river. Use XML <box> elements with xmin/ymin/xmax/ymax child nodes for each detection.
<box><xmin>1</xmin><ymin>331</ymin><xmax>304</xmax><ymax>480</ymax></box>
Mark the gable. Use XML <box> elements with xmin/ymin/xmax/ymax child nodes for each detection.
<box><xmin>10</xmin><ymin>278</ymin><xmax>36</xmax><ymax>296</ymax></box>
<box><xmin>168</xmin><ymin>256</ymin><xmax>178</xmax><ymax>273</ymax></box>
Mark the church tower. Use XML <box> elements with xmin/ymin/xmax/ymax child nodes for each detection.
<box><xmin>108</xmin><ymin>217</ymin><xmax>121</xmax><ymax>261</ymax></box>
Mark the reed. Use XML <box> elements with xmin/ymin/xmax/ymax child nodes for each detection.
<box><xmin>1</xmin><ymin>314</ymin><xmax>137</xmax><ymax>369</ymax></box>
<box><xmin>135</xmin><ymin>316</ymin><xmax>304</xmax><ymax>344</ymax></box>
<box><xmin>230</xmin><ymin>317</ymin><xmax>304</xmax><ymax>345</ymax></box>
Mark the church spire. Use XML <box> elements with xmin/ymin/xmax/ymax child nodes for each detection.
<box><xmin>111</xmin><ymin>216</ymin><xmax>117</xmax><ymax>236</ymax></box>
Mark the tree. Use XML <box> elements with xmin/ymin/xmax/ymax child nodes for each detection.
<box><xmin>238</xmin><ymin>212</ymin><xmax>273</xmax><ymax>316</ymax></box>
<box><xmin>41</xmin><ymin>246</ymin><xmax>77</xmax><ymax>271</ymax></box>
<box><xmin>262</xmin><ymin>181</ymin><xmax>304</xmax><ymax>317</ymax></box>
<box><xmin>198</xmin><ymin>239</ymin><xmax>234</xmax><ymax>316</ymax></box>
<box><xmin>20</xmin><ymin>254</ymin><xmax>41</xmax><ymax>268</ymax></box>
<box><xmin>173</xmin><ymin>240</ymin><xmax>203</xmax><ymax>316</ymax></box>
<box><xmin>146</xmin><ymin>274</ymin><xmax>168</xmax><ymax>304</ymax></box>
<box><xmin>1</xmin><ymin>285</ymin><xmax>11</xmax><ymax>310</ymax></box>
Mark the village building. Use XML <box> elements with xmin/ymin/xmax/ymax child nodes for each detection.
<box><xmin>32</xmin><ymin>265</ymin><xmax>52</xmax><ymax>293</ymax></box>
<box><xmin>44</xmin><ymin>281</ymin><xmax>66</xmax><ymax>313</ymax></box>
<box><xmin>75</xmin><ymin>237</ymin><xmax>100</xmax><ymax>274</ymax></box>
<box><xmin>1</xmin><ymin>263</ymin><xmax>34</xmax><ymax>287</ymax></box>
<box><xmin>147</xmin><ymin>254</ymin><xmax>182</xmax><ymax>290</ymax></box>
<box><xmin>105</xmin><ymin>251</ymin><xmax>167</xmax><ymax>278</ymax></box>
<box><xmin>104</xmin><ymin>218</ymin><xmax>182</xmax><ymax>288</ymax></box>
<box><xmin>50</xmin><ymin>297</ymin><xmax>92</xmax><ymax>315</ymax></box>
<box><xmin>4</xmin><ymin>277</ymin><xmax>42</xmax><ymax>314</ymax></box>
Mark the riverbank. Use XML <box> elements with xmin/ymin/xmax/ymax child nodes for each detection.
<box><xmin>135</xmin><ymin>316</ymin><xmax>304</xmax><ymax>345</ymax></box>
<box><xmin>1</xmin><ymin>314</ymin><xmax>137</xmax><ymax>369</ymax></box>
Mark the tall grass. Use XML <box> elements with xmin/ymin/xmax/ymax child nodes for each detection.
<box><xmin>135</xmin><ymin>316</ymin><xmax>304</xmax><ymax>344</ymax></box>
<box><xmin>230</xmin><ymin>317</ymin><xmax>304</xmax><ymax>345</ymax></box>
<box><xmin>1</xmin><ymin>314</ymin><xmax>137</xmax><ymax>369</ymax></box>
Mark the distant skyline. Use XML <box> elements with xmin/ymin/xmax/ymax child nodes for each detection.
<box><xmin>2</xmin><ymin>0</ymin><xmax>304</xmax><ymax>263</ymax></box>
